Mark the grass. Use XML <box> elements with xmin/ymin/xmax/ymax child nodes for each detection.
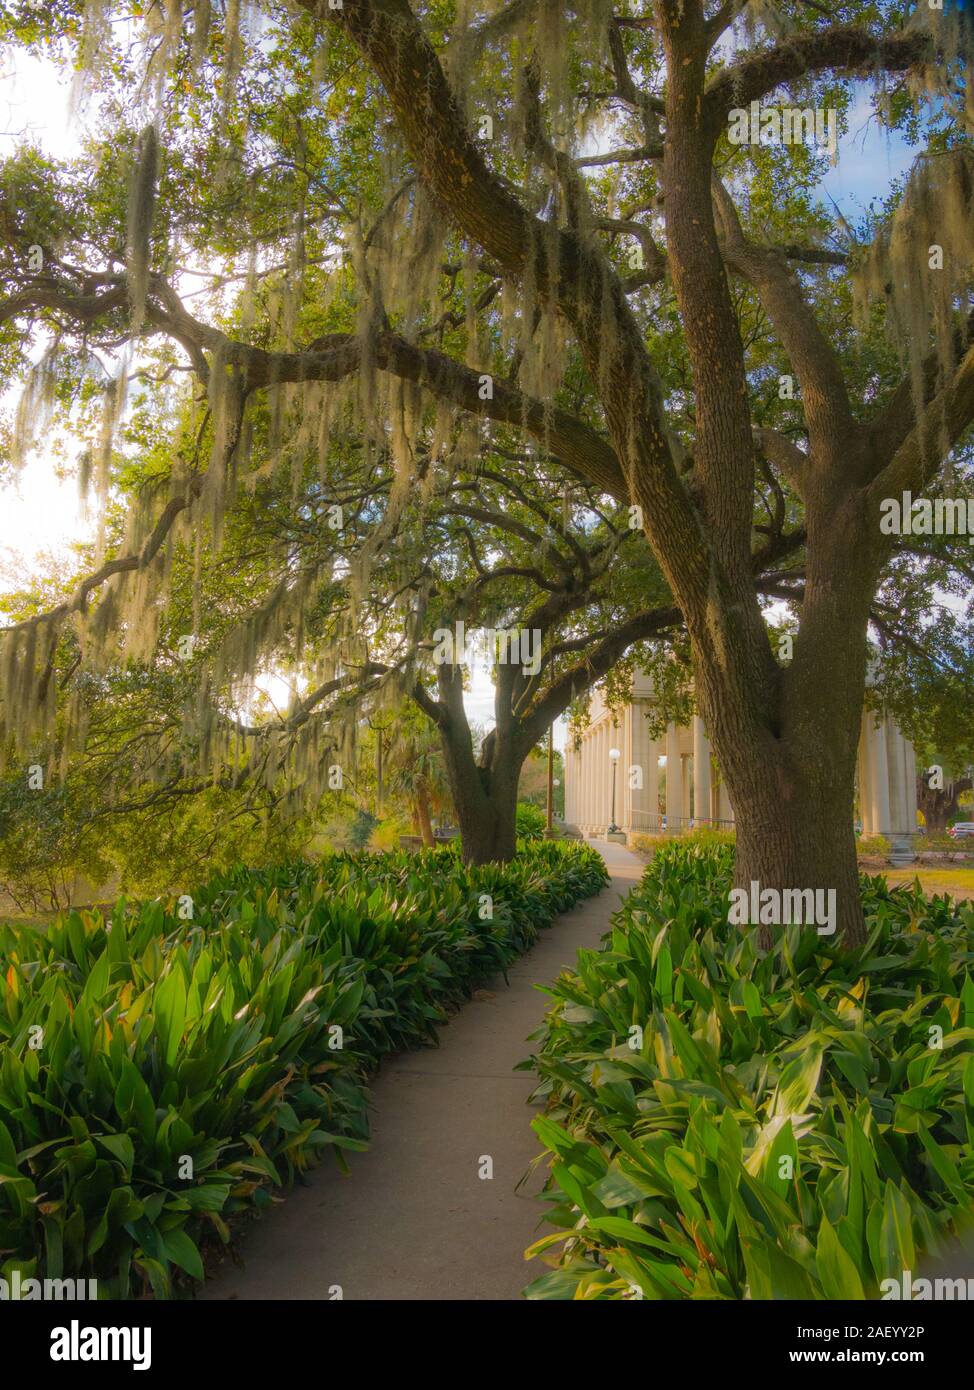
<box><xmin>869</xmin><ymin>867</ymin><xmax>974</xmax><ymax>902</ymax></box>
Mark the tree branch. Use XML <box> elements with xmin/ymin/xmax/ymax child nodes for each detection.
<box><xmin>705</xmin><ymin>25</ymin><xmax>931</xmax><ymax>128</ymax></box>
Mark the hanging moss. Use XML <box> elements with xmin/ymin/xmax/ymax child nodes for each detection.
<box><xmin>853</xmin><ymin>148</ymin><xmax>974</xmax><ymax>446</ymax></box>
<box><xmin>10</xmin><ymin>346</ymin><xmax>61</xmax><ymax>472</ymax></box>
<box><xmin>0</xmin><ymin>0</ymin><xmax>662</xmax><ymax>813</ymax></box>
<box><xmin>907</xmin><ymin>3</ymin><xmax>974</xmax><ymax>130</ymax></box>
<box><xmin>126</xmin><ymin>125</ymin><xmax>159</xmax><ymax>334</ymax></box>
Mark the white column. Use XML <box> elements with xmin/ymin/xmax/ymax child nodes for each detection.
<box><xmin>858</xmin><ymin>710</ymin><xmax>874</xmax><ymax>834</ymax></box>
<box><xmin>718</xmin><ymin>774</ymin><xmax>733</xmax><ymax>826</ymax></box>
<box><xmin>580</xmin><ymin>728</ymin><xmax>589</xmax><ymax>822</ymax></box>
<box><xmin>580</xmin><ymin>736</ymin><xmax>590</xmax><ymax>830</ymax></box>
<box><xmin>603</xmin><ymin>723</ymin><xmax>613</xmax><ymax>830</ymax></box>
<box><xmin>886</xmin><ymin>719</ymin><xmax>907</xmax><ymax>834</ymax></box>
<box><xmin>681</xmin><ymin>749</ymin><xmax>691</xmax><ymax>828</ymax></box>
<box><xmin>629</xmin><ymin>705</ymin><xmax>645</xmax><ymax>827</ymax></box>
<box><xmin>610</xmin><ymin>722</ymin><xmax>622</xmax><ymax>830</ymax></box>
<box><xmin>593</xmin><ymin>723</ymin><xmax>603</xmax><ymax>830</ymax></box>
<box><xmin>619</xmin><ymin>717</ymin><xmax>631</xmax><ymax>831</ymax></box>
<box><xmin>904</xmin><ymin>736</ymin><xmax>918</xmax><ymax>832</ymax></box>
<box><xmin>665</xmin><ymin>721</ymin><xmax>683</xmax><ymax>833</ymax></box>
<box><xmin>647</xmin><ymin>733</ymin><xmax>659</xmax><ymax>832</ymax></box>
<box><xmin>574</xmin><ymin>739</ymin><xmax>581</xmax><ymax>829</ymax></box>
<box><xmin>693</xmin><ymin>715</ymin><xmax>711</xmax><ymax>826</ymax></box>
<box><xmin>590</xmin><ymin>730</ymin><xmax>599</xmax><ymax>830</ymax></box>
<box><xmin>870</xmin><ymin>714</ymin><xmax>891</xmax><ymax>835</ymax></box>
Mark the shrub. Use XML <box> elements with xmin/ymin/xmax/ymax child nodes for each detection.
<box><xmin>857</xmin><ymin>834</ymin><xmax>891</xmax><ymax>856</ymax></box>
<box><xmin>347</xmin><ymin>808</ymin><xmax>378</xmax><ymax>849</ymax></box>
<box><xmin>630</xmin><ymin>833</ymin><xmax>661</xmax><ymax>855</ymax></box>
<box><xmin>631</xmin><ymin>827</ymin><xmax>735</xmax><ymax>856</ymax></box>
<box><xmin>924</xmin><ymin>832</ymin><xmax>973</xmax><ymax>853</ymax></box>
<box><xmin>524</xmin><ymin>841</ymin><xmax>974</xmax><ymax>1300</ymax></box>
<box><xmin>516</xmin><ymin>801</ymin><xmax>547</xmax><ymax>840</ymax></box>
<box><xmin>683</xmin><ymin>825</ymin><xmax>736</xmax><ymax>851</ymax></box>
<box><xmin>0</xmin><ymin>840</ymin><xmax>607</xmax><ymax>1298</ymax></box>
<box><xmin>368</xmin><ymin>817</ymin><xmax>408</xmax><ymax>852</ymax></box>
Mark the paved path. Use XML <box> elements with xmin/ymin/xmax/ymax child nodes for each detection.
<box><xmin>202</xmin><ymin>839</ymin><xmax>643</xmax><ymax>1302</ymax></box>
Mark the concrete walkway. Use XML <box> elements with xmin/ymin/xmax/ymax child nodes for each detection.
<box><xmin>202</xmin><ymin>839</ymin><xmax>643</xmax><ymax>1302</ymax></box>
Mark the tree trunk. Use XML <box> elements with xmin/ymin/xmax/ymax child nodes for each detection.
<box><xmin>413</xmin><ymin>779</ymin><xmax>435</xmax><ymax>847</ymax></box>
<box><xmin>917</xmin><ymin>776</ymin><xmax>971</xmax><ymax>834</ymax></box>
<box><xmin>730</xmin><ymin>760</ymin><xmax>864</xmax><ymax>947</ymax></box>
<box><xmin>694</xmin><ymin>506</ymin><xmax>877</xmax><ymax>950</ymax></box>
<box><xmin>427</xmin><ymin>662</ymin><xmax>525</xmax><ymax>866</ymax></box>
<box><xmin>451</xmin><ymin>761</ymin><xmax>520</xmax><ymax>866</ymax></box>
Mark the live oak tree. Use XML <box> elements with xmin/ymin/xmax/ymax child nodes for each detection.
<box><xmin>2</xmin><ymin>1</ymin><xmax>974</xmax><ymax>939</ymax></box>
<box><xmin>1</xmin><ymin>2</ymin><xmax>692</xmax><ymax>867</ymax></box>
<box><xmin>1</xmin><ymin>359</ymin><xmax>687</xmax><ymax>866</ymax></box>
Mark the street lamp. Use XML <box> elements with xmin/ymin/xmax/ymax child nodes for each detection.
<box><xmin>608</xmin><ymin>747</ymin><xmax>621</xmax><ymax>833</ymax></box>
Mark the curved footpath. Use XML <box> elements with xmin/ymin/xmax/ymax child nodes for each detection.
<box><xmin>202</xmin><ymin>839</ymin><xmax>643</xmax><ymax>1302</ymax></box>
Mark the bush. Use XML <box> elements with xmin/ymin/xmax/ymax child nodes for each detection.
<box><xmin>368</xmin><ymin>817</ymin><xmax>408</xmax><ymax>852</ymax></box>
<box><xmin>523</xmin><ymin>841</ymin><xmax>974</xmax><ymax>1300</ymax></box>
<box><xmin>0</xmin><ymin>840</ymin><xmax>607</xmax><ymax>1298</ymax></box>
<box><xmin>857</xmin><ymin>834</ymin><xmax>891</xmax><ymax>856</ymax></box>
<box><xmin>516</xmin><ymin>801</ymin><xmax>547</xmax><ymax>840</ymax></box>
<box><xmin>631</xmin><ymin>826</ymin><xmax>735</xmax><ymax>856</ymax></box>
<box><xmin>347</xmin><ymin>808</ymin><xmax>378</xmax><ymax>849</ymax></box>
<box><xmin>924</xmin><ymin>832</ymin><xmax>972</xmax><ymax>853</ymax></box>
<box><xmin>683</xmin><ymin>825</ymin><xmax>736</xmax><ymax>851</ymax></box>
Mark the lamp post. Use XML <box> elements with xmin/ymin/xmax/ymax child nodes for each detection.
<box><xmin>608</xmin><ymin>746</ymin><xmax>621</xmax><ymax>833</ymax></box>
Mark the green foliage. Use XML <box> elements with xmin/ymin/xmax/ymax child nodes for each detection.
<box><xmin>858</xmin><ymin>834</ymin><xmax>892</xmax><ymax>856</ymax></box>
<box><xmin>346</xmin><ymin>808</ymin><xmax>378</xmax><ymax>850</ymax></box>
<box><xmin>0</xmin><ymin>839</ymin><xmax>606</xmax><ymax>1298</ymax></box>
<box><xmin>515</xmin><ymin>801</ymin><xmax>547</xmax><ymax>840</ymax></box>
<box><xmin>0</xmin><ymin>775</ymin><xmax>112</xmax><ymax>913</ymax></box>
<box><xmin>523</xmin><ymin>842</ymin><xmax>974</xmax><ymax>1300</ymax></box>
<box><xmin>367</xmin><ymin>816</ymin><xmax>408</xmax><ymax>851</ymax></box>
<box><xmin>631</xmin><ymin>827</ymin><xmax>736</xmax><ymax>859</ymax></box>
<box><xmin>0</xmin><ymin>758</ymin><xmax>313</xmax><ymax>912</ymax></box>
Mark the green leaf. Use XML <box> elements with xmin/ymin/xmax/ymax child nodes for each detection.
<box><xmin>162</xmin><ymin>1228</ymin><xmax>204</xmax><ymax>1282</ymax></box>
<box><xmin>772</xmin><ymin>1042</ymin><xmax>824</xmax><ymax>1118</ymax></box>
<box><xmin>878</xmin><ymin>1181</ymin><xmax>916</xmax><ymax>1282</ymax></box>
<box><xmin>816</xmin><ymin>1215</ymin><xmax>866</xmax><ymax>1300</ymax></box>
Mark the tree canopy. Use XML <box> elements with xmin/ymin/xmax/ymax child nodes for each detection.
<box><xmin>1</xmin><ymin>1</ymin><xmax>973</xmax><ymax>934</ymax></box>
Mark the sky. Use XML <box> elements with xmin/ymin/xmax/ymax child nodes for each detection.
<box><xmin>0</xmin><ymin>32</ymin><xmax>928</xmax><ymax>737</ymax></box>
<box><xmin>819</xmin><ymin>87</ymin><xmax>918</xmax><ymax>210</ymax></box>
<box><xmin>1</xmin><ymin>51</ymin><xmax>96</xmax><ymax>569</ymax></box>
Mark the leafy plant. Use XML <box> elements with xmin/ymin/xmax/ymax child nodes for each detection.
<box><xmin>523</xmin><ymin>842</ymin><xmax>974</xmax><ymax>1300</ymax></box>
<box><xmin>515</xmin><ymin>802</ymin><xmax>547</xmax><ymax>840</ymax></box>
<box><xmin>0</xmin><ymin>840</ymin><xmax>607</xmax><ymax>1298</ymax></box>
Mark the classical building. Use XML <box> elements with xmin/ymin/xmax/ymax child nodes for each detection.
<box><xmin>564</xmin><ymin>672</ymin><xmax>918</xmax><ymax>841</ymax></box>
